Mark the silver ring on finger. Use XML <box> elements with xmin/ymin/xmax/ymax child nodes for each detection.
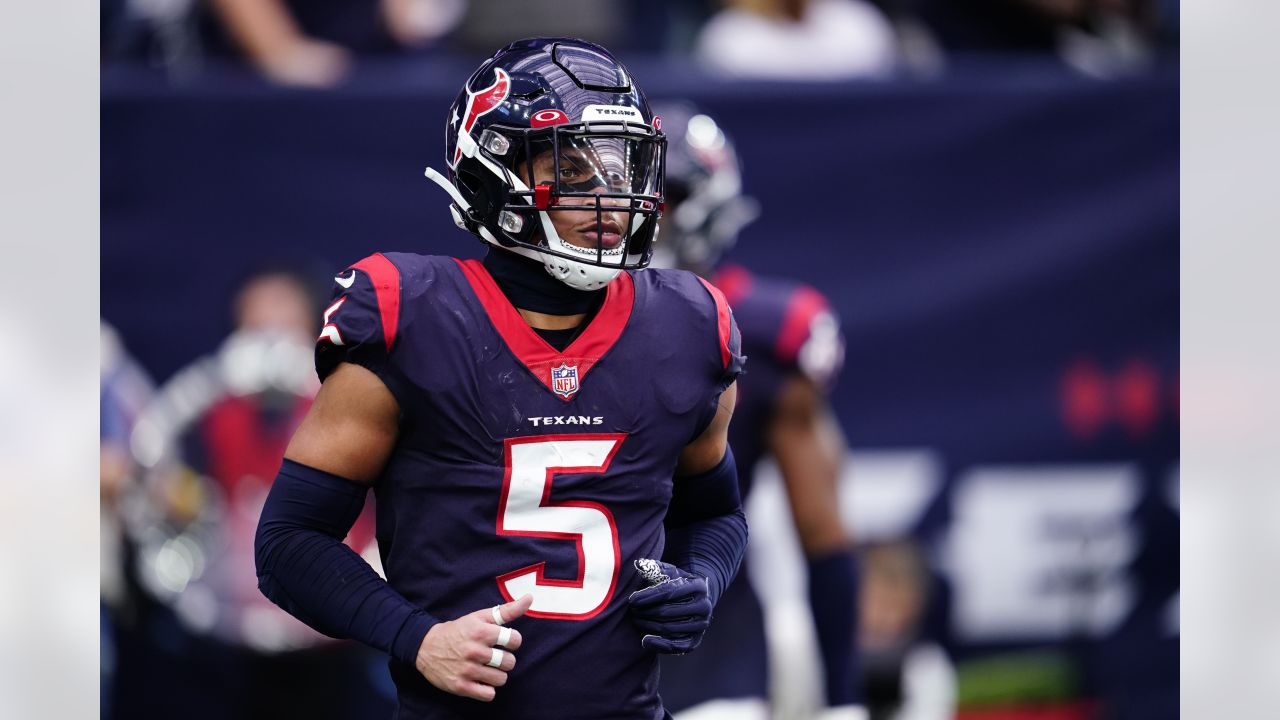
<box><xmin>486</xmin><ymin>648</ymin><xmax>504</xmax><ymax>668</ymax></box>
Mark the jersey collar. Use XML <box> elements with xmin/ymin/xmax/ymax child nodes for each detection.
<box><xmin>454</xmin><ymin>258</ymin><xmax>635</xmax><ymax>401</ymax></box>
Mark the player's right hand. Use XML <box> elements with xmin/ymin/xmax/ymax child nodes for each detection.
<box><xmin>414</xmin><ymin>594</ymin><xmax>532</xmax><ymax>702</ymax></box>
<box><xmin>628</xmin><ymin>559</ymin><xmax>713</xmax><ymax>655</ymax></box>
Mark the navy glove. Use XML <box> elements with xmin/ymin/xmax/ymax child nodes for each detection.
<box><xmin>627</xmin><ymin>559</ymin><xmax>713</xmax><ymax>654</ymax></box>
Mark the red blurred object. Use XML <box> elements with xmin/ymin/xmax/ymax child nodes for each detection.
<box><xmin>200</xmin><ymin>394</ymin><xmax>375</xmax><ymax>549</ymax></box>
<box><xmin>201</xmin><ymin>395</ymin><xmax>311</xmax><ymax>497</ymax></box>
<box><xmin>1061</xmin><ymin>359</ymin><xmax>1108</xmax><ymax>439</ymax></box>
<box><xmin>1060</xmin><ymin>357</ymin><xmax>1170</xmax><ymax>440</ymax></box>
<box><xmin>1113</xmin><ymin>358</ymin><xmax>1160</xmax><ymax>438</ymax></box>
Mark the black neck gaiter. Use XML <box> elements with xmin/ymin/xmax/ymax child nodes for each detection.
<box><xmin>482</xmin><ymin>249</ymin><xmax>604</xmax><ymax>317</ymax></box>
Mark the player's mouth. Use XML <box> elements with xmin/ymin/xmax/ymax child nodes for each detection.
<box><xmin>574</xmin><ymin>219</ymin><xmax>624</xmax><ymax>249</ymax></box>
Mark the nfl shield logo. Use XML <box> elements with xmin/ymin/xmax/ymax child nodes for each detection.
<box><xmin>551</xmin><ymin>363</ymin><xmax>580</xmax><ymax>398</ymax></box>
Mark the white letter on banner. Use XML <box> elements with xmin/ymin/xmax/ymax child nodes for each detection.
<box><xmin>943</xmin><ymin>465</ymin><xmax>1140</xmax><ymax>642</ymax></box>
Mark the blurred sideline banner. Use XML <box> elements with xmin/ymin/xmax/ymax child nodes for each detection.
<box><xmin>103</xmin><ymin>58</ymin><xmax>1177</xmax><ymax>717</ymax></box>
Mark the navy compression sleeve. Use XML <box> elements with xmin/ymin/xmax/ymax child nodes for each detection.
<box><xmin>808</xmin><ymin>547</ymin><xmax>863</xmax><ymax>706</ymax></box>
<box><xmin>255</xmin><ymin>459</ymin><xmax>438</xmax><ymax>665</ymax></box>
<box><xmin>662</xmin><ymin>447</ymin><xmax>749</xmax><ymax>606</ymax></box>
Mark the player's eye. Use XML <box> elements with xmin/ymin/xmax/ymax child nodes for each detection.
<box><xmin>558</xmin><ymin>159</ymin><xmax>591</xmax><ymax>184</ymax></box>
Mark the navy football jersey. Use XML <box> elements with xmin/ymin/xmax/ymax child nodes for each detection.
<box><xmin>315</xmin><ymin>252</ymin><xmax>744</xmax><ymax>720</ymax></box>
<box><xmin>711</xmin><ymin>263</ymin><xmax>845</xmax><ymax>495</ymax></box>
<box><xmin>659</xmin><ymin>262</ymin><xmax>846</xmax><ymax>712</ymax></box>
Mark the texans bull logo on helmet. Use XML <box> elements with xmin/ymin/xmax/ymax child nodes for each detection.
<box><xmin>452</xmin><ymin>68</ymin><xmax>512</xmax><ymax>167</ymax></box>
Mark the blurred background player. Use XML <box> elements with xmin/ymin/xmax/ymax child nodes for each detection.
<box><xmin>652</xmin><ymin>103</ymin><xmax>862</xmax><ymax>719</ymax></box>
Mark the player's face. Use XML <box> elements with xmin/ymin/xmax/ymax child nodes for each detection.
<box><xmin>520</xmin><ymin>147</ymin><xmax>632</xmax><ymax>251</ymax></box>
<box><xmin>235</xmin><ymin>273</ymin><xmax>315</xmax><ymax>342</ymax></box>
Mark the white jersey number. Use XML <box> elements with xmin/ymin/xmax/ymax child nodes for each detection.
<box><xmin>496</xmin><ymin>435</ymin><xmax>625</xmax><ymax>620</ymax></box>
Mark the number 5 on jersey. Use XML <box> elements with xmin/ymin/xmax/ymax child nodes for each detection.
<box><xmin>496</xmin><ymin>435</ymin><xmax>626</xmax><ymax>620</ymax></box>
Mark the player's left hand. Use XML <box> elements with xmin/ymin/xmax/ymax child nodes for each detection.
<box><xmin>627</xmin><ymin>559</ymin><xmax>713</xmax><ymax>655</ymax></box>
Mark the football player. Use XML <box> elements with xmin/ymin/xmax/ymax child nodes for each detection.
<box><xmin>254</xmin><ymin>39</ymin><xmax>749</xmax><ymax>719</ymax></box>
<box><xmin>651</xmin><ymin>103</ymin><xmax>862</xmax><ymax>720</ymax></box>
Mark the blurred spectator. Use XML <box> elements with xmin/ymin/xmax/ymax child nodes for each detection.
<box><xmin>205</xmin><ymin>0</ymin><xmax>466</xmax><ymax>86</ymax></box>
<box><xmin>207</xmin><ymin>0</ymin><xmax>353</xmax><ymax>87</ymax></box>
<box><xmin>100</xmin><ymin>0</ymin><xmax>205</xmax><ymax>77</ymax></box>
<box><xmin>620</xmin><ymin>0</ymin><xmax>721</xmax><ymax>54</ymax></box>
<box><xmin>870</xmin><ymin>0</ymin><xmax>1165</xmax><ymax>76</ymax></box>
<box><xmin>132</xmin><ymin>269</ymin><xmax>331</xmax><ymax>652</ymax></box>
<box><xmin>110</xmin><ymin>270</ymin><xmax>391</xmax><ymax>719</ymax></box>
<box><xmin>233</xmin><ymin>268</ymin><xmax>318</xmax><ymax>339</ymax></box>
<box><xmin>695</xmin><ymin>0</ymin><xmax>898</xmax><ymax>80</ymax></box>
<box><xmin>453</xmin><ymin>0</ymin><xmax>623</xmax><ymax>54</ymax></box>
<box><xmin>102</xmin><ymin>0</ymin><xmax>466</xmax><ymax>86</ymax></box>
<box><xmin>859</xmin><ymin>540</ymin><xmax>955</xmax><ymax>720</ymax></box>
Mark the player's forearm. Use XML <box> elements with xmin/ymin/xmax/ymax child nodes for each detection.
<box><xmin>255</xmin><ymin>459</ymin><xmax>437</xmax><ymax>664</ymax></box>
<box><xmin>664</xmin><ymin>446</ymin><xmax>749</xmax><ymax>605</ymax></box>
<box><xmin>778</xmin><ymin>446</ymin><xmax>849</xmax><ymax>554</ymax></box>
<box><xmin>770</xmin><ymin>383</ymin><xmax>850</xmax><ymax>554</ymax></box>
<box><xmin>664</xmin><ymin>509</ymin><xmax>748</xmax><ymax>606</ymax></box>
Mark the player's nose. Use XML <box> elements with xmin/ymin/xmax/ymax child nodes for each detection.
<box><xmin>591</xmin><ymin>190</ymin><xmax>627</xmax><ymax>208</ymax></box>
<box><xmin>583</xmin><ymin>179</ymin><xmax>628</xmax><ymax>203</ymax></box>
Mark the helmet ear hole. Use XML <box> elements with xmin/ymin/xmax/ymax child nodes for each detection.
<box><xmin>455</xmin><ymin>169</ymin><xmax>483</xmax><ymax>205</ymax></box>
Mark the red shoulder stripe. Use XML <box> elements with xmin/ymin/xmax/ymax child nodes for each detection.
<box><xmin>697</xmin><ymin>276</ymin><xmax>734</xmax><ymax>369</ymax></box>
<box><xmin>352</xmin><ymin>253</ymin><xmax>401</xmax><ymax>352</ymax></box>
<box><xmin>776</xmin><ymin>286</ymin><xmax>827</xmax><ymax>363</ymax></box>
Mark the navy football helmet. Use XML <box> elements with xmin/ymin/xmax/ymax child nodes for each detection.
<box><xmin>426</xmin><ymin>38</ymin><xmax>666</xmax><ymax>291</ymax></box>
<box><xmin>649</xmin><ymin>102</ymin><xmax>758</xmax><ymax>274</ymax></box>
